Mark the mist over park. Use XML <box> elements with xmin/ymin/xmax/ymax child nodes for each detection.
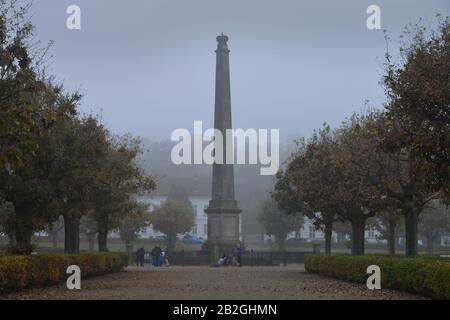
<box><xmin>0</xmin><ymin>0</ymin><xmax>449</xmax><ymax>304</ymax></box>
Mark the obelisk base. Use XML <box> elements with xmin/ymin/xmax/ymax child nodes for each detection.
<box><xmin>205</xmin><ymin>209</ymin><xmax>241</xmax><ymax>263</ymax></box>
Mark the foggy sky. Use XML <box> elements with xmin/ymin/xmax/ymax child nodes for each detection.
<box><xmin>29</xmin><ymin>0</ymin><xmax>450</xmax><ymax>141</ymax></box>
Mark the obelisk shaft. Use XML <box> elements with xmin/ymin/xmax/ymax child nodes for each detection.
<box><xmin>211</xmin><ymin>34</ymin><xmax>237</xmax><ymax>207</ymax></box>
<box><xmin>205</xmin><ymin>34</ymin><xmax>241</xmax><ymax>263</ymax></box>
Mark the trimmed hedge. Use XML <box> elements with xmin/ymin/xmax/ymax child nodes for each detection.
<box><xmin>0</xmin><ymin>252</ymin><xmax>128</xmax><ymax>294</ymax></box>
<box><xmin>305</xmin><ymin>254</ymin><xmax>450</xmax><ymax>299</ymax></box>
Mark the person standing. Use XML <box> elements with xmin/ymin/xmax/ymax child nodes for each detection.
<box><xmin>151</xmin><ymin>245</ymin><xmax>162</xmax><ymax>267</ymax></box>
<box><xmin>136</xmin><ymin>246</ymin><xmax>145</xmax><ymax>267</ymax></box>
<box><xmin>234</xmin><ymin>242</ymin><xmax>243</xmax><ymax>267</ymax></box>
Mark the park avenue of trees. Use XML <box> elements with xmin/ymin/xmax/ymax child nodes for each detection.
<box><xmin>0</xmin><ymin>1</ymin><xmax>159</xmax><ymax>254</ymax></box>
<box><xmin>272</xmin><ymin>17</ymin><xmax>450</xmax><ymax>256</ymax></box>
<box><xmin>0</xmin><ymin>0</ymin><xmax>449</xmax><ymax>258</ymax></box>
<box><xmin>0</xmin><ymin>1</ymin><xmax>200</xmax><ymax>256</ymax></box>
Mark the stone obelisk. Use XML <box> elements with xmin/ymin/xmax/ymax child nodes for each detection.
<box><xmin>205</xmin><ymin>33</ymin><xmax>241</xmax><ymax>263</ymax></box>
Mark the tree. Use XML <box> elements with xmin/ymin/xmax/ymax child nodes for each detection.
<box><xmin>0</xmin><ymin>200</ymin><xmax>15</xmax><ymax>246</ymax></box>
<box><xmin>353</xmin><ymin>111</ymin><xmax>438</xmax><ymax>256</ymax></box>
<box><xmin>379</xmin><ymin>18</ymin><xmax>450</xmax><ymax>255</ymax></box>
<box><xmin>372</xmin><ymin>210</ymin><xmax>402</xmax><ymax>255</ymax></box>
<box><xmin>46</xmin><ymin>217</ymin><xmax>64</xmax><ymax>249</ymax></box>
<box><xmin>0</xmin><ymin>87</ymin><xmax>78</xmax><ymax>254</ymax></box>
<box><xmin>419</xmin><ymin>200</ymin><xmax>450</xmax><ymax>254</ymax></box>
<box><xmin>330</xmin><ymin>110</ymin><xmax>440</xmax><ymax>256</ymax></box>
<box><xmin>79</xmin><ymin>214</ymin><xmax>97</xmax><ymax>251</ymax></box>
<box><xmin>273</xmin><ymin>125</ymin><xmax>339</xmax><ymax>254</ymax></box>
<box><xmin>0</xmin><ymin>0</ymin><xmax>51</xmax><ymax>171</ymax></box>
<box><xmin>383</xmin><ymin>17</ymin><xmax>450</xmax><ymax>202</ymax></box>
<box><xmin>50</xmin><ymin>115</ymin><xmax>111</xmax><ymax>254</ymax></box>
<box><xmin>0</xmin><ymin>1</ymin><xmax>118</xmax><ymax>254</ymax></box>
<box><xmin>257</xmin><ymin>199</ymin><xmax>303</xmax><ymax>251</ymax></box>
<box><xmin>118</xmin><ymin>201</ymin><xmax>149</xmax><ymax>248</ymax></box>
<box><xmin>274</xmin><ymin>120</ymin><xmax>384</xmax><ymax>255</ymax></box>
<box><xmin>333</xmin><ymin>221</ymin><xmax>351</xmax><ymax>245</ymax></box>
<box><xmin>91</xmin><ymin>135</ymin><xmax>155</xmax><ymax>252</ymax></box>
<box><xmin>330</xmin><ymin>113</ymin><xmax>392</xmax><ymax>255</ymax></box>
<box><xmin>149</xmin><ymin>200</ymin><xmax>195</xmax><ymax>253</ymax></box>
<box><xmin>0</xmin><ymin>1</ymin><xmax>82</xmax><ymax>254</ymax></box>
<box><xmin>0</xmin><ymin>1</ymin><xmax>155</xmax><ymax>255</ymax></box>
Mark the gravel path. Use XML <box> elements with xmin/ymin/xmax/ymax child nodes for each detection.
<box><xmin>1</xmin><ymin>265</ymin><xmax>425</xmax><ymax>300</ymax></box>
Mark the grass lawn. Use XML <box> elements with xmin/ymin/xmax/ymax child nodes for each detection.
<box><xmin>1</xmin><ymin>237</ymin><xmax>449</xmax><ymax>256</ymax></box>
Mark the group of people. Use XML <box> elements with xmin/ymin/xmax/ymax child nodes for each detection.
<box><xmin>135</xmin><ymin>245</ymin><xmax>170</xmax><ymax>267</ymax></box>
<box><xmin>136</xmin><ymin>241</ymin><xmax>244</xmax><ymax>268</ymax></box>
<box><xmin>213</xmin><ymin>242</ymin><xmax>243</xmax><ymax>267</ymax></box>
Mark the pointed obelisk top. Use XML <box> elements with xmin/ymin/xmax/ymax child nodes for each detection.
<box><xmin>216</xmin><ymin>33</ymin><xmax>230</xmax><ymax>52</ymax></box>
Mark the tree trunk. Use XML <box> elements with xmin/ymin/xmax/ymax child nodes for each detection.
<box><xmin>13</xmin><ymin>203</ymin><xmax>34</xmax><ymax>254</ymax></box>
<box><xmin>166</xmin><ymin>234</ymin><xmax>177</xmax><ymax>254</ymax></box>
<box><xmin>64</xmin><ymin>215</ymin><xmax>80</xmax><ymax>253</ymax></box>
<box><xmin>404</xmin><ymin>208</ymin><xmax>418</xmax><ymax>256</ymax></box>
<box><xmin>87</xmin><ymin>234</ymin><xmax>96</xmax><ymax>251</ymax></box>
<box><xmin>426</xmin><ymin>235</ymin><xmax>434</xmax><ymax>254</ymax></box>
<box><xmin>126</xmin><ymin>241</ymin><xmax>134</xmax><ymax>264</ymax></box>
<box><xmin>276</xmin><ymin>235</ymin><xmax>286</xmax><ymax>252</ymax></box>
<box><xmin>125</xmin><ymin>240</ymin><xmax>131</xmax><ymax>252</ymax></box>
<box><xmin>350</xmin><ymin>219</ymin><xmax>366</xmax><ymax>255</ymax></box>
<box><xmin>97</xmin><ymin>230</ymin><xmax>108</xmax><ymax>252</ymax></box>
<box><xmin>324</xmin><ymin>222</ymin><xmax>333</xmax><ymax>255</ymax></box>
<box><xmin>387</xmin><ymin>219</ymin><xmax>396</xmax><ymax>256</ymax></box>
<box><xmin>14</xmin><ymin>226</ymin><xmax>33</xmax><ymax>254</ymax></box>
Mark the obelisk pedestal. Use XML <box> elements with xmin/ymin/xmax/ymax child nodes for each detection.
<box><xmin>205</xmin><ymin>34</ymin><xmax>241</xmax><ymax>263</ymax></box>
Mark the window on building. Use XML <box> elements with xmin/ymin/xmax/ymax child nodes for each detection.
<box><xmin>309</xmin><ymin>225</ymin><xmax>315</xmax><ymax>239</ymax></box>
<box><xmin>191</xmin><ymin>225</ymin><xmax>197</xmax><ymax>235</ymax></box>
<box><xmin>368</xmin><ymin>228</ymin><xmax>375</xmax><ymax>239</ymax></box>
<box><xmin>204</xmin><ymin>224</ymin><xmax>208</xmax><ymax>235</ymax></box>
<box><xmin>192</xmin><ymin>205</ymin><xmax>198</xmax><ymax>216</ymax></box>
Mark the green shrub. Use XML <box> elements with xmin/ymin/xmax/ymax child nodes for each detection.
<box><xmin>0</xmin><ymin>252</ymin><xmax>128</xmax><ymax>294</ymax></box>
<box><xmin>305</xmin><ymin>254</ymin><xmax>450</xmax><ymax>299</ymax></box>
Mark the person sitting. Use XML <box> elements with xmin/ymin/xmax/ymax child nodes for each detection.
<box><xmin>221</xmin><ymin>254</ymin><xmax>229</xmax><ymax>266</ymax></box>
<box><xmin>212</xmin><ymin>254</ymin><xmax>228</xmax><ymax>267</ymax></box>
